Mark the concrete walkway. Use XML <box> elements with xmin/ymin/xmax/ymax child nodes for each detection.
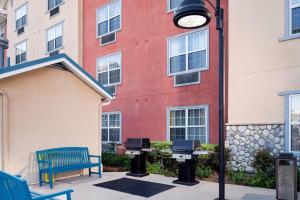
<box><xmin>30</xmin><ymin>172</ymin><xmax>296</xmax><ymax>200</ymax></box>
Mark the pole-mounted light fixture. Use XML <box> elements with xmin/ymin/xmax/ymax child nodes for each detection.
<box><xmin>173</xmin><ymin>0</ymin><xmax>225</xmax><ymax>200</ymax></box>
<box><xmin>173</xmin><ymin>0</ymin><xmax>211</xmax><ymax>29</ymax></box>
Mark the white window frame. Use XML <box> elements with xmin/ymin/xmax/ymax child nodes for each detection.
<box><xmin>290</xmin><ymin>0</ymin><xmax>300</xmax><ymax>36</ymax></box>
<box><xmin>167</xmin><ymin>105</ymin><xmax>209</xmax><ymax>143</ymax></box>
<box><xmin>167</xmin><ymin>28</ymin><xmax>209</xmax><ymax>76</ymax></box>
<box><xmin>46</xmin><ymin>22</ymin><xmax>64</xmax><ymax>53</ymax></box>
<box><xmin>96</xmin><ymin>0</ymin><xmax>122</xmax><ymax>38</ymax></box>
<box><xmin>96</xmin><ymin>52</ymin><xmax>122</xmax><ymax>87</ymax></box>
<box><xmin>288</xmin><ymin>94</ymin><xmax>300</xmax><ymax>152</ymax></box>
<box><xmin>174</xmin><ymin>72</ymin><xmax>201</xmax><ymax>87</ymax></box>
<box><xmin>15</xmin><ymin>40</ymin><xmax>27</xmax><ymax>64</ymax></box>
<box><xmin>15</xmin><ymin>3</ymin><xmax>28</xmax><ymax>30</ymax></box>
<box><xmin>167</xmin><ymin>0</ymin><xmax>183</xmax><ymax>12</ymax></box>
<box><xmin>102</xmin><ymin>112</ymin><xmax>122</xmax><ymax>143</ymax></box>
<box><xmin>47</xmin><ymin>0</ymin><xmax>64</xmax><ymax>11</ymax></box>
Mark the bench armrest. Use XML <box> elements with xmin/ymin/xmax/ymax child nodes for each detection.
<box><xmin>32</xmin><ymin>189</ymin><xmax>74</xmax><ymax>200</ymax></box>
<box><xmin>89</xmin><ymin>155</ymin><xmax>101</xmax><ymax>162</ymax></box>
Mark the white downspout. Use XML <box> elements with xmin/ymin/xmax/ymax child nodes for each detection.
<box><xmin>0</xmin><ymin>91</ymin><xmax>8</xmax><ymax>171</ymax></box>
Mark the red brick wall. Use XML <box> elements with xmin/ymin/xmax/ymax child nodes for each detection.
<box><xmin>83</xmin><ymin>0</ymin><xmax>228</xmax><ymax>143</ymax></box>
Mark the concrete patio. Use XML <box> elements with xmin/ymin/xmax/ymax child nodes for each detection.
<box><xmin>29</xmin><ymin>172</ymin><xmax>292</xmax><ymax>200</ymax></box>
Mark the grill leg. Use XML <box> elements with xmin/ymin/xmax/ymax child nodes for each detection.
<box><xmin>39</xmin><ymin>172</ymin><xmax>42</xmax><ymax>187</ymax></box>
<box><xmin>173</xmin><ymin>158</ymin><xmax>199</xmax><ymax>186</ymax></box>
<box><xmin>89</xmin><ymin>168</ymin><xmax>91</xmax><ymax>177</ymax></box>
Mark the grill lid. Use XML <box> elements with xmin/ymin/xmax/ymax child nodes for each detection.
<box><xmin>125</xmin><ymin>138</ymin><xmax>150</xmax><ymax>150</ymax></box>
<box><xmin>172</xmin><ymin>140</ymin><xmax>200</xmax><ymax>153</ymax></box>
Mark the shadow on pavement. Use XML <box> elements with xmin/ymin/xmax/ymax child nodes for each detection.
<box><xmin>241</xmin><ymin>193</ymin><xmax>275</xmax><ymax>200</ymax></box>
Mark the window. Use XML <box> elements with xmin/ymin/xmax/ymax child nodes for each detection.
<box><xmin>96</xmin><ymin>0</ymin><xmax>121</xmax><ymax>37</ymax></box>
<box><xmin>15</xmin><ymin>4</ymin><xmax>27</xmax><ymax>30</ymax></box>
<box><xmin>168</xmin><ymin>106</ymin><xmax>208</xmax><ymax>143</ymax></box>
<box><xmin>291</xmin><ymin>0</ymin><xmax>300</xmax><ymax>35</ymax></box>
<box><xmin>47</xmin><ymin>23</ymin><xmax>63</xmax><ymax>53</ymax></box>
<box><xmin>168</xmin><ymin>0</ymin><xmax>183</xmax><ymax>12</ymax></box>
<box><xmin>15</xmin><ymin>41</ymin><xmax>27</xmax><ymax>64</ymax></box>
<box><xmin>174</xmin><ymin>72</ymin><xmax>200</xmax><ymax>86</ymax></box>
<box><xmin>102</xmin><ymin>112</ymin><xmax>121</xmax><ymax>143</ymax></box>
<box><xmin>0</xmin><ymin>23</ymin><xmax>5</xmax><ymax>38</ymax></box>
<box><xmin>48</xmin><ymin>0</ymin><xmax>63</xmax><ymax>11</ymax></box>
<box><xmin>289</xmin><ymin>95</ymin><xmax>300</xmax><ymax>152</ymax></box>
<box><xmin>168</xmin><ymin>29</ymin><xmax>208</xmax><ymax>76</ymax></box>
<box><xmin>97</xmin><ymin>52</ymin><xmax>121</xmax><ymax>94</ymax></box>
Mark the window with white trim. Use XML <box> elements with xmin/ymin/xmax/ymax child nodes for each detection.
<box><xmin>291</xmin><ymin>0</ymin><xmax>300</xmax><ymax>35</ymax></box>
<box><xmin>15</xmin><ymin>4</ymin><xmax>27</xmax><ymax>30</ymax></box>
<box><xmin>168</xmin><ymin>29</ymin><xmax>208</xmax><ymax>76</ymax></box>
<box><xmin>97</xmin><ymin>52</ymin><xmax>121</xmax><ymax>94</ymax></box>
<box><xmin>0</xmin><ymin>23</ymin><xmax>5</xmax><ymax>38</ymax></box>
<box><xmin>168</xmin><ymin>0</ymin><xmax>183</xmax><ymax>11</ymax></box>
<box><xmin>48</xmin><ymin>0</ymin><xmax>63</xmax><ymax>11</ymax></box>
<box><xmin>15</xmin><ymin>41</ymin><xmax>27</xmax><ymax>64</ymax></box>
<box><xmin>168</xmin><ymin>106</ymin><xmax>208</xmax><ymax>143</ymax></box>
<box><xmin>96</xmin><ymin>0</ymin><xmax>121</xmax><ymax>37</ymax></box>
<box><xmin>289</xmin><ymin>94</ymin><xmax>300</xmax><ymax>151</ymax></box>
<box><xmin>47</xmin><ymin>23</ymin><xmax>63</xmax><ymax>53</ymax></box>
<box><xmin>102</xmin><ymin>112</ymin><xmax>121</xmax><ymax>143</ymax></box>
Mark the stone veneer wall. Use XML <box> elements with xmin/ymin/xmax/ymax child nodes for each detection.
<box><xmin>226</xmin><ymin>124</ymin><xmax>285</xmax><ymax>173</ymax></box>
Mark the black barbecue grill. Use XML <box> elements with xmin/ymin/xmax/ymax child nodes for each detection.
<box><xmin>125</xmin><ymin>138</ymin><xmax>151</xmax><ymax>177</ymax></box>
<box><xmin>172</xmin><ymin>140</ymin><xmax>201</xmax><ymax>186</ymax></box>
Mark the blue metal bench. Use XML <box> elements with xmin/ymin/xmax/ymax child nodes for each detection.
<box><xmin>0</xmin><ymin>170</ymin><xmax>73</xmax><ymax>200</ymax></box>
<box><xmin>36</xmin><ymin>147</ymin><xmax>101</xmax><ymax>189</ymax></box>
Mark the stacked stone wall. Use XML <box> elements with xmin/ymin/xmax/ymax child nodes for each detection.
<box><xmin>226</xmin><ymin>124</ymin><xmax>285</xmax><ymax>173</ymax></box>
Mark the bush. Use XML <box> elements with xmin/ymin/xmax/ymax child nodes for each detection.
<box><xmin>228</xmin><ymin>171</ymin><xmax>275</xmax><ymax>189</ymax></box>
<box><xmin>102</xmin><ymin>152</ymin><xmax>131</xmax><ymax>170</ymax></box>
<box><xmin>196</xmin><ymin>166</ymin><xmax>213</xmax><ymax>178</ymax></box>
<box><xmin>151</xmin><ymin>141</ymin><xmax>172</xmax><ymax>150</ymax></box>
<box><xmin>196</xmin><ymin>145</ymin><xmax>230</xmax><ymax>172</ymax></box>
<box><xmin>252</xmin><ymin>149</ymin><xmax>275</xmax><ymax>176</ymax></box>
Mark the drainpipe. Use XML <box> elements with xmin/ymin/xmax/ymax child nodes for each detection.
<box><xmin>0</xmin><ymin>38</ymin><xmax>8</xmax><ymax>68</ymax></box>
<box><xmin>0</xmin><ymin>91</ymin><xmax>8</xmax><ymax>171</ymax></box>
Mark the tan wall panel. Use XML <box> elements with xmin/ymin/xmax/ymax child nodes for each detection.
<box><xmin>228</xmin><ymin>0</ymin><xmax>300</xmax><ymax>123</ymax></box>
<box><xmin>7</xmin><ymin>0</ymin><xmax>82</xmax><ymax>64</ymax></box>
<box><xmin>0</xmin><ymin>67</ymin><xmax>102</xmax><ymax>183</ymax></box>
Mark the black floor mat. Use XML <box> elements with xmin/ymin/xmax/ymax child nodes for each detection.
<box><xmin>94</xmin><ymin>177</ymin><xmax>176</xmax><ymax>198</ymax></box>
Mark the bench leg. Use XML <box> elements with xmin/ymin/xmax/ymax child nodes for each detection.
<box><xmin>39</xmin><ymin>172</ymin><xmax>43</xmax><ymax>187</ymax></box>
<box><xmin>98</xmin><ymin>164</ymin><xmax>101</xmax><ymax>178</ymax></box>
<box><xmin>49</xmin><ymin>172</ymin><xmax>53</xmax><ymax>189</ymax></box>
<box><xmin>67</xmin><ymin>193</ymin><xmax>72</xmax><ymax>200</ymax></box>
<box><xmin>89</xmin><ymin>168</ymin><xmax>91</xmax><ymax>177</ymax></box>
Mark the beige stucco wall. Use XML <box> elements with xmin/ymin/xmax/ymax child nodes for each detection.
<box><xmin>228</xmin><ymin>0</ymin><xmax>300</xmax><ymax>124</ymax></box>
<box><xmin>0</xmin><ymin>67</ymin><xmax>103</xmax><ymax>183</ymax></box>
<box><xmin>6</xmin><ymin>0</ymin><xmax>83</xmax><ymax>65</ymax></box>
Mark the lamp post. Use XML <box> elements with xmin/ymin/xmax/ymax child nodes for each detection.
<box><xmin>173</xmin><ymin>0</ymin><xmax>225</xmax><ymax>199</ymax></box>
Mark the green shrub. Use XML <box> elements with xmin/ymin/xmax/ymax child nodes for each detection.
<box><xmin>196</xmin><ymin>166</ymin><xmax>213</xmax><ymax>178</ymax></box>
<box><xmin>248</xmin><ymin>173</ymin><xmax>275</xmax><ymax>189</ymax></box>
<box><xmin>228</xmin><ymin>171</ymin><xmax>276</xmax><ymax>189</ymax></box>
<box><xmin>102</xmin><ymin>152</ymin><xmax>131</xmax><ymax>170</ymax></box>
<box><xmin>200</xmin><ymin>144</ymin><xmax>218</xmax><ymax>151</ymax></box>
<box><xmin>252</xmin><ymin>149</ymin><xmax>275</xmax><ymax>176</ymax></box>
<box><xmin>146</xmin><ymin>162</ymin><xmax>162</xmax><ymax>174</ymax></box>
<box><xmin>151</xmin><ymin>141</ymin><xmax>172</xmax><ymax>150</ymax></box>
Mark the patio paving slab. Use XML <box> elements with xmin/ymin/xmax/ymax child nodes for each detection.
<box><xmin>30</xmin><ymin>172</ymin><xmax>299</xmax><ymax>200</ymax></box>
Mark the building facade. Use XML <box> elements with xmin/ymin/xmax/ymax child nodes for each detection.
<box><xmin>227</xmin><ymin>0</ymin><xmax>300</xmax><ymax>172</ymax></box>
<box><xmin>83</xmin><ymin>0</ymin><xmax>228</xmax><ymax>150</ymax></box>
<box><xmin>6</xmin><ymin>0</ymin><xmax>83</xmax><ymax>65</ymax></box>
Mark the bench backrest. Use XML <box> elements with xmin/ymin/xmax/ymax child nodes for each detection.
<box><xmin>36</xmin><ymin>147</ymin><xmax>91</xmax><ymax>169</ymax></box>
<box><xmin>0</xmin><ymin>171</ymin><xmax>32</xmax><ymax>200</ymax></box>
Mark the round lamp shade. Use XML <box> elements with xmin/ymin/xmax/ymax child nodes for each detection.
<box><xmin>173</xmin><ymin>0</ymin><xmax>211</xmax><ymax>29</ymax></box>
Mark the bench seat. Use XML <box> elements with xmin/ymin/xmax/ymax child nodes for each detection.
<box><xmin>36</xmin><ymin>147</ymin><xmax>101</xmax><ymax>189</ymax></box>
<box><xmin>0</xmin><ymin>170</ymin><xmax>73</xmax><ymax>200</ymax></box>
